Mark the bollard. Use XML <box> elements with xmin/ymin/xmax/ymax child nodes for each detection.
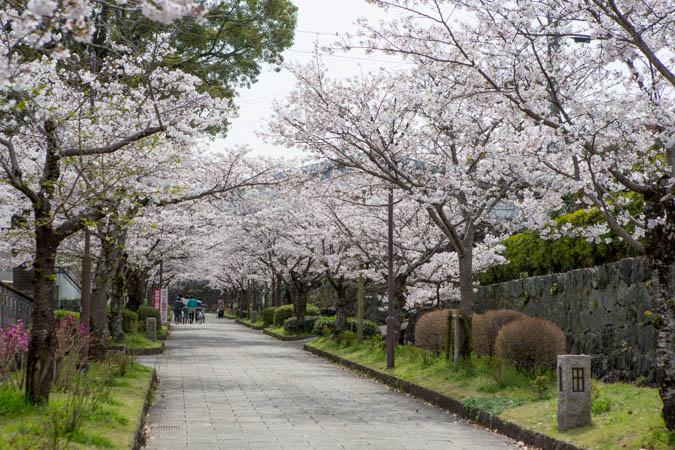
<box><xmin>557</xmin><ymin>354</ymin><xmax>592</xmax><ymax>430</ymax></box>
<box><xmin>146</xmin><ymin>317</ymin><xmax>157</xmax><ymax>342</ymax></box>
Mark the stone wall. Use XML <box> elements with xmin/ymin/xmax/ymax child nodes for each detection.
<box><xmin>474</xmin><ymin>257</ymin><xmax>671</xmax><ymax>383</ymax></box>
<box><xmin>0</xmin><ymin>280</ymin><xmax>33</xmax><ymax>328</ymax></box>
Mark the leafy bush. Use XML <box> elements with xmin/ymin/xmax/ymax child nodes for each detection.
<box><xmin>337</xmin><ymin>330</ymin><xmax>355</xmax><ymax>346</ymax></box>
<box><xmin>495</xmin><ymin>317</ymin><xmax>566</xmax><ymax>373</ymax></box>
<box><xmin>273</xmin><ymin>304</ymin><xmax>320</xmax><ymax>327</ymax></box>
<box><xmin>262</xmin><ymin>307</ymin><xmax>278</xmax><ymax>327</ymax></box>
<box><xmin>137</xmin><ymin>305</ymin><xmax>161</xmax><ymax>332</ymax></box>
<box><xmin>122</xmin><ymin>309</ymin><xmax>139</xmax><ymax>334</ymax></box>
<box><xmin>478</xmin><ymin>204</ymin><xmax>641</xmax><ymax>285</ymax></box>
<box><xmin>283</xmin><ymin>316</ymin><xmax>320</xmax><ymax>333</ymax></box>
<box><xmin>54</xmin><ymin>310</ymin><xmax>80</xmax><ymax>321</ymax></box>
<box><xmin>414</xmin><ymin>309</ymin><xmax>449</xmax><ymax>354</ymax></box>
<box><xmin>313</xmin><ymin>316</ymin><xmax>381</xmax><ymax>338</ymax></box>
<box><xmin>473</xmin><ymin>309</ymin><xmax>528</xmax><ymax>357</ymax></box>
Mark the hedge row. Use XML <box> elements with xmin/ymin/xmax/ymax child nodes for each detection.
<box><xmin>313</xmin><ymin>316</ymin><xmax>381</xmax><ymax>338</ymax></box>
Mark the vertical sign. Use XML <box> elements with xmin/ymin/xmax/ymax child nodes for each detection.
<box><xmin>153</xmin><ymin>288</ymin><xmax>161</xmax><ymax>311</ymax></box>
<box><xmin>160</xmin><ymin>288</ymin><xmax>168</xmax><ymax>325</ymax></box>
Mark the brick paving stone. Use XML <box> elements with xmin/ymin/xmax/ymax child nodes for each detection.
<box><xmin>140</xmin><ymin>315</ymin><xmax>518</xmax><ymax>450</ymax></box>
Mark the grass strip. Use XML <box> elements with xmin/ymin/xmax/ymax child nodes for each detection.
<box><xmin>0</xmin><ymin>362</ymin><xmax>154</xmax><ymax>449</ymax></box>
<box><xmin>308</xmin><ymin>337</ymin><xmax>673</xmax><ymax>450</ymax></box>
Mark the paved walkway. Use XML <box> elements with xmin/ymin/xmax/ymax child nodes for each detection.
<box><xmin>139</xmin><ymin>315</ymin><xmax>518</xmax><ymax>450</ymax></box>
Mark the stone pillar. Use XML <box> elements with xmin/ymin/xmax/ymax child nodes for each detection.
<box><xmin>250</xmin><ymin>311</ymin><xmax>258</xmax><ymax>323</ymax></box>
<box><xmin>452</xmin><ymin>310</ymin><xmax>460</xmax><ymax>364</ymax></box>
<box><xmin>557</xmin><ymin>355</ymin><xmax>592</xmax><ymax>430</ymax></box>
<box><xmin>146</xmin><ymin>317</ymin><xmax>157</xmax><ymax>342</ymax></box>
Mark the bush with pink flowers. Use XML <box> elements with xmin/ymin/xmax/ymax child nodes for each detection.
<box><xmin>0</xmin><ymin>320</ymin><xmax>30</xmax><ymax>389</ymax></box>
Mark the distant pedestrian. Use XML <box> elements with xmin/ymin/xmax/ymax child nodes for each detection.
<box><xmin>187</xmin><ymin>297</ymin><xmax>198</xmax><ymax>323</ymax></box>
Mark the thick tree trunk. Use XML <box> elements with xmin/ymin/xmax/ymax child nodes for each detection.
<box><xmin>25</xmin><ymin>227</ymin><xmax>59</xmax><ymax>404</ymax></box>
<box><xmin>644</xmin><ymin>190</ymin><xmax>675</xmax><ymax>430</ymax></box>
<box><xmin>292</xmin><ymin>282</ymin><xmax>309</xmax><ymax>333</ymax></box>
<box><xmin>89</xmin><ymin>236</ymin><xmax>117</xmax><ymax>360</ymax></box>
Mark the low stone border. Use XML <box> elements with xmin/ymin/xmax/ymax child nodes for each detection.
<box><xmin>263</xmin><ymin>328</ymin><xmax>314</xmax><ymax>341</ymax></box>
<box><xmin>235</xmin><ymin>318</ymin><xmax>266</xmax><ymax>330</ymax></box>
<box><xmin>131</xmin><ymin>368</ymin><xmax>158</xmax><ymax>450</ymax></box>
<box><xmin>304</xmin><ymin>345</ymin><xmax>581</xmax><ymax>450</ymax></box>
<box><xmin>130</xmin><ymin>342</ymin><xmax>165</xmax><ymax>356</ymax></box>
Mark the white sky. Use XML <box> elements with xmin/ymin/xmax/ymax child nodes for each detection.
<box><xmin>207</xmin><ymin>0</ymin><xmax>410</xmax><ymax>159</ymax></box>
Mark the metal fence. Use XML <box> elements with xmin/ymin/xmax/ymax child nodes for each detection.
<box><xmin>0</xmin><ymin>281</ymin><xmax>33</xmax><ymax>328</ymax></box>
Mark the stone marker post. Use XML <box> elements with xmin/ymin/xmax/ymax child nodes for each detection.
<box><xmin>251</xmin><ymin>310</ymin><xmax>258</xmax><ymax>323</ymax></box>
<box><xmin>557</xmin><ymin>354</ymin><xmax>592</xmax><ymax>430</ymax></box>
<box><xmin>146</xmin><ymin>317</ymin><xmax>157</xmax><ymax>342</ymax></box>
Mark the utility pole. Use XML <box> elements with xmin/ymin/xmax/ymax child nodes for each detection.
<box><xmin>80</xmin><ymin>228</ymin><xmax>91</xmax><ymax>360</ymax></box>
<box><xmin>386</xmin><ymin>188</ymin><xmax>395</xmax><ymax>369</ymax></box>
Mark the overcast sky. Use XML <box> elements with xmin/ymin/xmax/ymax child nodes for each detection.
<box><xmin>208</xmin><ymin>0</ymin><xmax>410</xmax><ymax>159</ymax></box>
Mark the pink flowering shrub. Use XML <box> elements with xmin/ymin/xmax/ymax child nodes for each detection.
<box><xmin>54</xmin><ymin>315</ymin><xmax>93</xmax><ymax>390</ymax></box>
<box><xmin>0</xmin><ymin>320</ymin><xmax>30</xmax><ymax>389</ymax></box>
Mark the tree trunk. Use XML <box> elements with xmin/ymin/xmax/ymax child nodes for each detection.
<box><xmin>332</xmin><ymin>277</ymin><xmax>349</xmax><ymax>333</ymax></box>
<box><xmin>393</xmin><ymin>275</ymin><xmax>407</xmax><ymax>344</ymax></box>
<box><xmin>110</xmin><ymin>268</ymin><xmax>126</xmax><ymax>343</ymax></box>
<box><xmin>356</xmin><ymin>274</ymin><xmax>365</xmax><ymax>343</ymax></box>
<box><xmin>124</xmin><ymin>269</ymin><xmax>147</xmax><ymax>312</ymax></box>
<box><xmin>644</xmin><ymin>189</ymin><xmax>675</xmax><ymax>430</ymax></box>
<box><xmin>89</xmin><ymin>234</ymin><xmax>117</xmax><ymax>361</ymax></box>
<box><xmin>25</xmin><ymin>227</ymin><xmax>59</xmax><ymax>404</ymax></box>
<box><xmin>292</xmin><ymin>281</ymin><xmax>309</xmax><ymax>333</ymax></box>
<box><xmin>457</xmin><ymin>230</ymin><xmax>475</xmax><ymax>357</ymax></box>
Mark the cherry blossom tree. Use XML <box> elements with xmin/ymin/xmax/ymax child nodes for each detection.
<box><xmin>269</xmin><ymin>59</ymin><xmax>537</xmax><ymax>353</ymax></box>
<box><xmin>1</xmin><ymin>1</ymin><xmax>228</xmax><ymax>403</ymax></box>
<box><xmin>358</xmin><ymin>0</ymin><xmax>675</xmax><ymax>428</ymax></box>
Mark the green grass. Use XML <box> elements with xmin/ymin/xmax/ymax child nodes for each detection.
<box><xmin>309</xmin><ymin>337</ymin><xmax>673</xmax><ymax>449</ymax></box>
<box><xmin>112</xmin><ymin>332</ymin><xmax>163</xmax><ymax>350</ymax></box>
<box><xmin>267</xmin><ymin>326</ymin><xmax>314</xmax><ymax>338</ymax></box>
<box><xmin>240</xmin><ymin>317</ymin><xmax>265</xmax><ymax>327</ymax></box>
<box><xmin>0</xmin><ymin>362</ymin><xmax>154</xmax><ymax>449</ymax></box>
<box><xmin>223</xmin><ymin>310</ymin><xmax>238</xmax><ymax>319</ymax></box>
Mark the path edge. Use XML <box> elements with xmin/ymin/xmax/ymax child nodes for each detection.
<box><xmin>263</xmin><ymin>328</ymin><xmax>312</xmax><ymax>341</ymax></box>
<box><xmin>304</xmin><ymin>344</ymin><xmax>582</xmax><ymax>450</ymax></box>
<box><xmin>235</xmin><ymin>318</ymin><xmax>266</xmax><ymax>330</ymax></box>
<box><xmin>131</xmin><ymin>368</ymin><xmax>158</xmax><ymax>450</ymax></box>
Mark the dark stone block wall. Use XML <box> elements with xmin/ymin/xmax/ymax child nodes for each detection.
<box><xmin>474</xmin><ymin>257</ymin><xmax>671</xmax><ymax>383</ymax></box>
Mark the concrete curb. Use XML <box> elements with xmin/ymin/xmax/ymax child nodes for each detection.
<box><xmin>304</xmin><ymin>344</ymin><xmax>582</xmax><ymax>450</ymax></box>
<box><xmin>263</xmin><ymin>328</ymin><xmax>314</xmax><ymax>341</ymax></box>
<box><xmin>235</xmin><ymin>318</ymin><xmax>266</xmax><ymax>330</ymax></box>
<box><xmin>131</xmin><ymin>368</ymin><xmax>158</xmax><ymax>450</ymax></box>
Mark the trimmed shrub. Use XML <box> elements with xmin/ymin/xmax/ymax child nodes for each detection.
<box><xmin>137</xmin><ymin>305</ymin><xmax>161</xmax><ymax>332</ymax></box>
<box><xmin>312</xmin><ymin>316</ymin><xmax>381</xmax><ymax>338</ymax></box>
<box><xmin>337</xmin><ymin>330</ymin><xmax>355</xmax><ymax>346</ymax></box>
<box><xmin>54</xmin><ymin>309</ymin><xmax>80</xmax><ymax>321</ymax></box>
<box><xmin>495</xmin><ymin>317</ymin><xmax>566</xmax><ymax>373</ymax></box>
<box><xmin>473</xmin><ymin>309</ymin><xmax>528</xmax><ymax>357</ymax></box>
<box><xmin>262</xmin><ymin>307</ymin><xmax>278</xmax><ymax>327</ymax></box>
<box><xmin>273</xmin><ymin>304</ymin><xmax>320</xmax><ymax>327</ymax></box>
<box><xmin>283</xmin><ymin>316</ymin><xmax>320</xmax><ymax>333</ymax></box>
<box><xmin>414</xmin><ymin>309</ymin><xmax>449</xmax><ymax>354</ymax></box>
<box><xmin>122</xmin><ymin>309</ymin><xmax>139</xmax><ymax>334</ymax></box>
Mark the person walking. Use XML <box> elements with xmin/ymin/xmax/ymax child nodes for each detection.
<box><xmin>173</xmin><ymin>298</ymin><xmax>185</xmax><ymax>324</ymax></box>
<box><xmin>186</xmin><ymin>297</ymin><xmax>199</xmax><ymax>323</ymax></box>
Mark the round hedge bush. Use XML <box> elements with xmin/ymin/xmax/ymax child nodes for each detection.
<box><xmin>137</xmin><ymin>305</ymin><xmax>161</xmax><ymax>332</ymax></box>
<box><xmin>262</xmin><ymin>307</ymin><xmax>278</xmax><ymax>327</ymax></box>
<box><xmin>495</xmin><ymin>317</ymin><xmax>566</xmax><ymax>373</ymax></box>
<box><xmin>472</xmin><ymin>309</ymin><xmax>527</xmax><ymax>357</ymax></box>
<box><xmin>122</xmin><ymin>309</ymin><xmax>139</xmax><ymax>334</ymax></box>
<box><xmin>414</xmin><ymin>309</ymin><xmax>449</xmax><ymax>354</ymax></box>
<box><xmin>273</xmin><ymin>304</ymin><xmax>320</xmax><ymax>327</ymax></box>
